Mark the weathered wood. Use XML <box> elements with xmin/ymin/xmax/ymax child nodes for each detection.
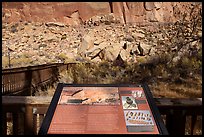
<box><xmin>2</xmin><ymin>111</ymin><xmax>7</xmax><ymax>135</ymax></box>
<box><xmin>2</xmin><ymin>96</ymin><xmax>51</xmax><ymax>135</ymax></box>
<box><xmin>12</xmin><ymin>113</ymin><xmax>19</xmax><ymax>135</ymax></box>
<box><xmin>2</xmin><ymin>96</ymin><xmax>52</xmax><ymax>105</ymax></box>
<box><xmin>3</xmin><ymin>96</ymin><xmax>202</xmax><ymax>106</ymax></box>
<box><xmin>154</xmin><ymin>98</ymin><xmax>202</xmax><ymax>135</ymax></box>
<box><xmin>33</xmin><ymin>107</ymin><xmax>48</xmax><ymax>114</ymax></box>
<box><xmin>166</xmin><ymin>109</ymin><xmax>186</xmax><ymax>135</ymax></box>
<box><xmin>25</xmin><ymin>67</ymin><xmax>32</xmax><ymax>96</ymax></box>
<box><xmin>18</xmin><ymin>113</ymin><xmax>24</xmax><ymax>135</ymax></box>
<box><xmin>24</xmin><ymin>105</ymin><xmax>34</xmax><ymax>135</ymax></box>
<box><xmin>191</xmin><ymin>115</ymin><xmax>197</xmax><ymax>135</ymax></box>
<box><xmin>39</xmin><ymin>114</ymin><xmax>45</xmax><ymax>134</ymax></box>
<box><xmin>154</xmin><ymin>98</ymin><xmax>202</xmax><ymax>106</ymax></box>
<box><xmin>2</xmin><ymin>63</ymin><xmax>67</xmax><ymax>95</ymax></box>
<box><xmin>155</xmin><ymin>98</ymin><xmax>202</xmax><ymax>115</ymax></box>
<box><xmin>2</xmin><ymin>96</ymin><xmax>202</xmax><ymax>135</ymax></box>
<box><xmin>33</xmin><ymin>114</ymin><xmax>38</xmax><ymax>135</ymax></box>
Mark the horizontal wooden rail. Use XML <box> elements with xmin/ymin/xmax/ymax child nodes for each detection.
<box><xmin>155</xmin><ymin>98</ymin><xmax>202</xmax><ymax>135</ymax></box>
<box><xmin>2</xmin><ymin>63</ymin><xmax>69</xmax><ymax>96</ymax></box>
<box><xmin>2</xmin><ymin>63</ymin><xmax>64</xmax><ymax>73</ymax></box>
<box><xmin>2</xmin><ymin>96</ymin><xmax>202</xmax><ymax>135</ymax></box>
<box><xmin>2</xmin><ymin>96</ymin><xmax>51</xmax><ymax>135</ymax></box>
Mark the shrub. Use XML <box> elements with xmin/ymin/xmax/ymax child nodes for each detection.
<box><xmin>57</xmin><ymin>53</ymin><xmax>68</xmax><ymax>62</ymax></box>
<box><xmin>2</xmin><ymin>56</ymin><xmax>9</xmax><ymax>68</ymax></box>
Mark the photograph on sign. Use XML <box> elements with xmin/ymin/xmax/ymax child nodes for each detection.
<box><xmin>58</xmin><ymin>87</ymin><xmax>120</xmax><ymax>105</ymax></box>
<box><xmin>121</xmin><ymin>96</ymin><xmax>138</xmax><ymax>109</ymax></box>
<box><xmin>131</xmin><ymin>90</ymin><xmax>145</xmax><ymax>98</ymax></box>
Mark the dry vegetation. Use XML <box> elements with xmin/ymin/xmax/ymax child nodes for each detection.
<box><xmin>56</xmin><ymin>60</ymin><xmax>201</xmax><ymax>98</ymax></box>
<box><xmin>58</xmin><ymin>3</ymin><xmax>202</xmax><ymax>98</ymax></box>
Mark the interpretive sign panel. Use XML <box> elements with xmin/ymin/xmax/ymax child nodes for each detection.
<box><xmin>39</xmin><ymin>83</ymin><xmax>168</xmax><ymax>135</ymax></box>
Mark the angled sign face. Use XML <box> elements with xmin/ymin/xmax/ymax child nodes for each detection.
<box><xmin>39</xmin><ymin>84</ymin><xmax>168</xmax><ymax>135</ymax></box>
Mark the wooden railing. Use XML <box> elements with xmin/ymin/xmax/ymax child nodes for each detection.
<box><xmin>155</xmin><ymin>98</ymin><xmax>202</xmax><ymax>135</ymax></box>
<box><xmin>2</xmin><ymin>63</ymin><xmax>69</xmax><ymax>96</ymax></box>
<box><xmin>2</xmin><ymin>96</ymin><xmax>51</xmax><ymax>135</ymax></box>
<box><xmin>2</xmin><ymin>96</ymin><xmax>202</xmax><ymax>135</ymax></box>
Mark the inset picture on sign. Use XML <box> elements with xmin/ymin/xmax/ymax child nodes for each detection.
<box><xmin>121</xmin><ymin>96</ymin><xmax>138</xmax><ymax>109</ymax></box>
<box><xmin>124</xmin><ymin>110</ymin><xmax>154</xmax><ymax>132</ymax></box>
<box><xmin>131</xmin><ymin>90</ymin><xmax>145</xmax><ymax>98</ymax></box>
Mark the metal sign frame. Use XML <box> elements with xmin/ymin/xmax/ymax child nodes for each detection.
<box><xmin>39</xmin><ymin>83</ymin><xmax>168</xmax><ymax>135</ymax></box>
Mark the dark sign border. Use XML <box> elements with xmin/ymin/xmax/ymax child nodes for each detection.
<box><xmin>38</xmin><ymin>83</ymin><xmax>168</xmax><ymax>135</ymax></box>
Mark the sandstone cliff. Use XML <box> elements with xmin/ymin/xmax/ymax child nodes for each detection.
<box><xmin>2</xmin><ymin>2</ymin><xmax>200</xmax><ymax>25</ymax></box>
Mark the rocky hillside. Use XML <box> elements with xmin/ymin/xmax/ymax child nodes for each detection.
<box><xmin>2</xmin><ymin>2</ymin><xmax>202</xmax><ymax>69</ymax></box>
<box><xmin>2</xmin><ymin>20</ymin><xmax>158</xmax><ymax>67</ymax></box>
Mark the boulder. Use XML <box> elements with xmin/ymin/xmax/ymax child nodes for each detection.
<box><xmin>132</xmin><ymin>32</ymin><xmax>145</xmax><ymax>39</ymax></box>
<box><xmin>91</xmin><ymin>56</ymin><xmax>102</xmax><ymax>62</ymax></box>
<box><xmin>120</xmin><ymin>49</ymin><xmax>129</xmax><ymax>61</ymax></box>
<box><xmin>42</xmin><ymin>35</ymin><xmax>58</xmax><ymax>42</ymax></box>
<box><xmin>123</xmin><ymin>35</ymin><xmax>134</xmax><ymax>42</ymax></box>
<box><xmin>78</xmin><ymin>35</ymin><xmax>94</xmax><ymax>55</ymax></box>
<box><xmin>103</xmin><ymin>43</ymin><xmax>122</xmax><ymax>61</ymax></box>
<box><xmin>85</xmin><ymin>46</ymin><xmax>103</xmax><ymax>59</ymax></box>
<box><xmin>94</xmin><ymin>39</ymin><xmax>104</xmax><ymax>45</ymax></box>
<box><xmin>148</xmin><ymin>47</ymin><xmax>157</xmax><ymax>56</ymax></box>
<box><xmin>139</xmin><ymin>42</ymin><xmax>152</xmax><ymax>55</ymax></box>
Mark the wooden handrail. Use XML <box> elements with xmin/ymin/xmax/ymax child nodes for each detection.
<box><xmin>2</xmin><ymin>96</ymin><xmax>202</xmax><ymax>135</ymax></box>
<box><xmin>2</xmin><ymin>63</ymin><xmax>69</xmax><ymax>95</ymax></box>
<box><xmin>155</xmin><ymin>98</ymin><xmax>202</xmax><ymax>114</ymax></box>
<box><xmin>2</xmin><ymin>63</ymin><xmax>64</xmax><ymax>73</ymax></box>
<box><xmin>155</xmin><ymin>98</ymin><xmax>202</xmax><ymax>135</ymax></box>
<box><xmin>2</xmin><ymin>96</ymin><xmax>51</xmax><ymax>135</ymax></box>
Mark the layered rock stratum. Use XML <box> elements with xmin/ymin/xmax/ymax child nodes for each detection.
<box><xmin>2</xmin><ymin>2</ymin><xmax>201</xmax><ymax>25</ymax></box>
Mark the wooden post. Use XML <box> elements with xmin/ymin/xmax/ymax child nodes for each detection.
<box><xmin>39</xmin><ymin>114</ymin><xmax>45</xmax><ymax>134</ymax></box>
<box><xmin>33</xmin><ymin>114</ymin><xmax>38</xmax><ymax>135</ymax></box>
<box><xmin>66</xmin><ymin>64</ymin><xmax>69</xmax><ymax>70</ymax></box>
<box><xmin>12</xmin><ymin>113</ymin><xmax>19</xmax><ymax>135</ymax></box>
<box><xmin>8</xmin><ymin>47</ymin><xmax>11</xmax><ymax>68</ymax></box>
<box><xmin>18</xmin><ymin>113</ymin><xmax>24</xmax><ymax>135</ymax></box>
<box><xmin>166</xmin><ymin>109</ymin><xmax>186</xmax><ymax>135</ymax></box>
<box><xmin>72</xmin><ymin>65</ymin><xmax>78</xmax><ymax>84</ymax></box>
<box><xmin>24</xmin><ymin>105</ymin><xmax>34</xmax><ymax>135</ymax></box>
<box><xmin>191</xmin><ymin>115</ymin><xmax>197</xmax><ymax>135</ymax></box>
<box><xmin>2</xmin><ymin>111</ymin><xmax>7</xmax><ymax>135</ymax></box>
<box><xmin>25</xmin><ymin>67</ymin><xmax>32</xmax><ymax>96</ymax></box>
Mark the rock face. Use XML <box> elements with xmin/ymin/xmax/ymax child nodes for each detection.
<box><xmin>2</xmin><ymin>2</ymin><xmax>202</xmax><ymax>68</ymax></box>
<box><xmin>2</xmin><ymin>2</ymin><xmax>199</xmax><ymax>25</ymax></box>
<box><xmin>2</xmin><ymin>2</ymin><xmax>111</xmax><ymax>26</ymax></box>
